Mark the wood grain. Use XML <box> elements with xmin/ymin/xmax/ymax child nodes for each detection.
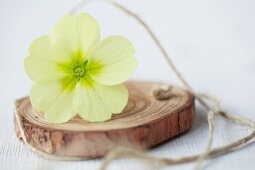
<box><xmin>14</xmin><ymin>81</ymin><xmax>195</xmax><ymax>159</ymax></box>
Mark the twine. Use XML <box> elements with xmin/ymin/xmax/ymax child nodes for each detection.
<box><xmin>15</xmin><ymin>1</ymin><xmax>255</xmax><ymax>170</ymax></box>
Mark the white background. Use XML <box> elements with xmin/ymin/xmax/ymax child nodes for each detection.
<box><xmin>1</xmin><ymin>0</ymin><xmax>255</xmax><ymax>170</ymax></box>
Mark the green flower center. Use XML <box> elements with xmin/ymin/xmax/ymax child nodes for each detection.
<box><xmin>72</xmin><ymin>60</ymin><xmax>90</xmax><ymax>81</ymax></box>
<box><xmin>58</xmin><ymin>51</ymin><xmax>103</xmax><ymax>91</ymax></box>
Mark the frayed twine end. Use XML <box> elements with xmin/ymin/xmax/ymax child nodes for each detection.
<box><xmin>152</xmin><ymin>84</ymin><xmax>173</xmax><ymax>100</ymax></box>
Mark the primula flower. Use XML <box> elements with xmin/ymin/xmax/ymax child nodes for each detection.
<box><xmin>24</xmin><ymin>13</ymin><xmax>136</xmax><ymax>123</ymax></box>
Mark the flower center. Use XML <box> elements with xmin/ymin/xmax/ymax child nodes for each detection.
<box><xmin>72</xmin><ymin>60</ymin><xmax>90</xmax><ymax>81</ymax></box>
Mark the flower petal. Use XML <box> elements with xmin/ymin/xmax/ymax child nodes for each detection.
<box><xmin>75</xmin><ymin>13</ymin><xmax>100</xmax><ymax>56</ymax></box>
<box><xmin>88</xmin><ymin>35</ymin><xmax>136</xmax><ymax>85</ymax></box>
<box><xmin>52</xmin><ymin>38</ymin><xmax>76</xmax><ymax>62</ymax></box>
<box><xmin>52</xmin><ymin>14</ymin><xmax>77</xmax><ymax>52</ymax></box>
<box><xmin>44</xmin><ymin>90</ymin><xmax>77</xmax><ymax>123</ymax></box>
<box><xmin>92</xmin><ymin>82</ymin><xmax>129</xmax><ymax>113</ymax></box>
<box><xmin>52</xmin><ymin>13</ymin><xmax>100</xmax><ymax>56</ymax></box>
<box><xmin>30</xmin><ymin>74</ymin><xmax>77</xmax><ymax>123</ymax></box>
<box><xmin>24</xmin><ymin>36</ymin><xmax>59</xmax><ymax>80</ymax></box>
<box><xmin>76</xmin><ymin>80</ymin><xmax>128</xmax><ymax>122</ymax></box>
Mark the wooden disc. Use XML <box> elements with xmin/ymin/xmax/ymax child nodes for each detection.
<box><xmin>14</xmin><ymin>81</ymin><xmax>195</xmax><ymax>159</ymax></box>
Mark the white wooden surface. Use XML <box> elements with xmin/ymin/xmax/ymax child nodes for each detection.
<box><xmin>1</xmin><ymin>0</ymin><xmax>255</xmax><ymax>169</ymax></box>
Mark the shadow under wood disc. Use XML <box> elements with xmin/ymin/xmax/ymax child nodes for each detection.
<box><xmin>14</xmin><ymin>81</ymin><xmax>195</xmax><ymax>159</ymax></box>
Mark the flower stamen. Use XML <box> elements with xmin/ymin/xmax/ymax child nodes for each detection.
<box><xmin>72</xmin><ymin>60</ymin><xmax>90</xmax><ymax>81</ymax></box>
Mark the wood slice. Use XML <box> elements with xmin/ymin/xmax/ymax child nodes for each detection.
<box><xmin>14</xmin><ymin>81</ymin><xmax>195</xmax><ymax>159</ymax></box>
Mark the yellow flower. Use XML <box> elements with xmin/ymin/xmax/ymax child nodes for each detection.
<box><xmin>24</xmin><ymin>13</ymin><xmax>136</xmax><ymax>123</ymax></box>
